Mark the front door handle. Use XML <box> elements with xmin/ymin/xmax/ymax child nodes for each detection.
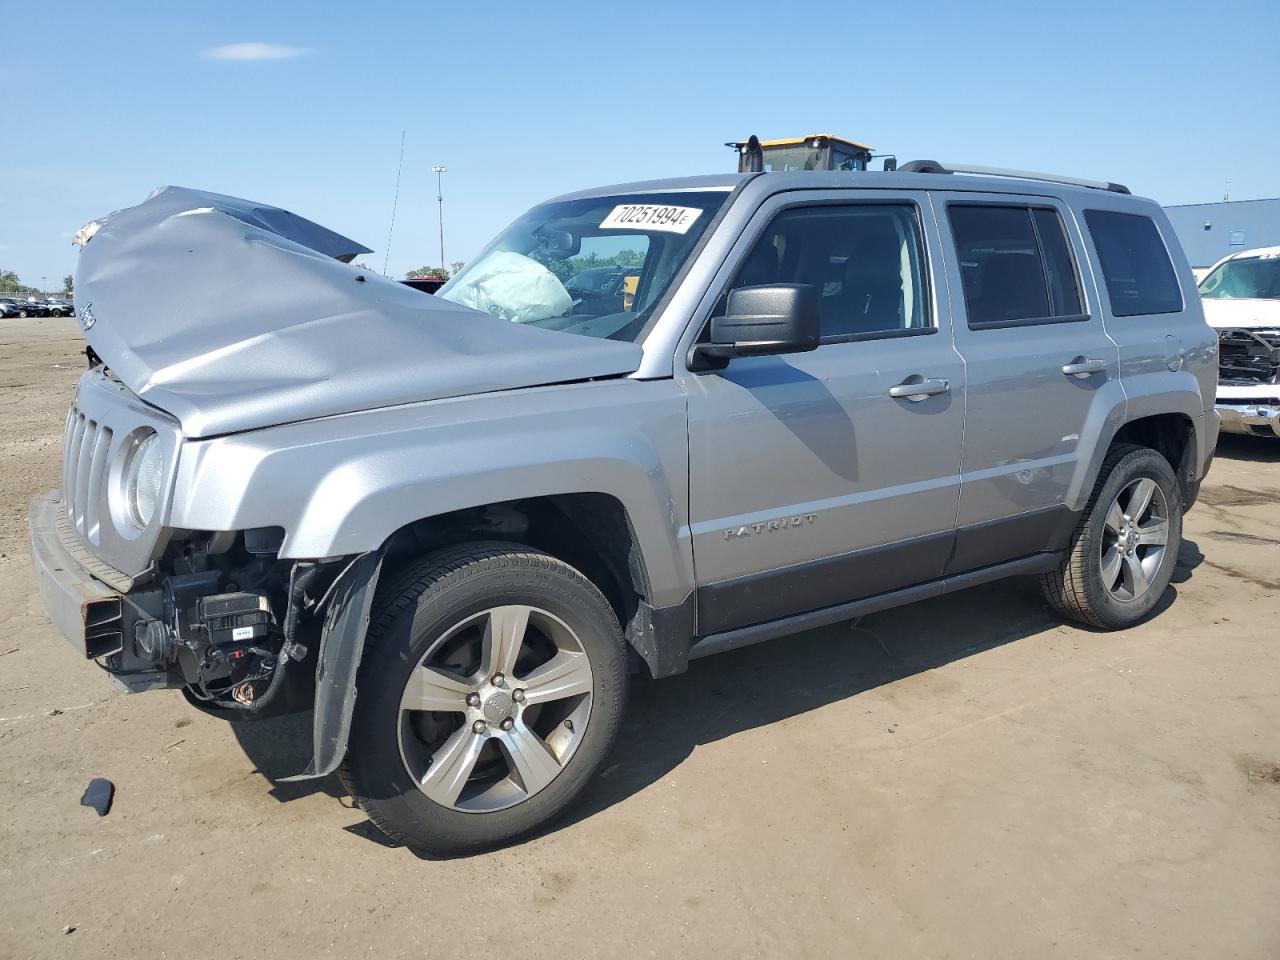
<box><xmin>1061</xmin><ymin>357</ymin><xmax>1107</xmax><ymax>378</ymax></box>
<box><xmin>888</xmin><ymin>377</ymin><xmax>949</xmax><ymax>400</ymax></box>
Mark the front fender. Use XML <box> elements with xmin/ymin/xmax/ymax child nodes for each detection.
<box><xmin>168</xmin><ymin>378</ymin><xmax>694</xmax><ymax>606</ymax></box>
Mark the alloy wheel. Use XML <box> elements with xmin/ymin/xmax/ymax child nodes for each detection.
<box><xmin>396</xmin><ymin>604</ymin><xmax>594</xmax><ymax>813</ymax></box>
<box><xmin>1099</xmin><ymin>477</ymin><xmax>1169</xmax><ymax>603</ymax></box>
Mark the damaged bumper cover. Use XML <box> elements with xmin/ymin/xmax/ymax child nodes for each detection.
<box><xmin>26</xmin><ymin>488</ymin><xmax>165</xmax><ymax>686</ymax></box>
<box><xmin>29</xmin><ymin>491</ymin><xmax>170</xmax><ymax>693</ymax></box>
<box><xmin>29</xmin><ymin>491</ymin><xmax>130</xmax><ymax>661</ymax></box>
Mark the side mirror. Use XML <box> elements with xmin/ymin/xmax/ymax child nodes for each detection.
<box><xmin>692</xmin><ymin>284</ymin><xmax>820</xmax><ymax>368</ymax></box>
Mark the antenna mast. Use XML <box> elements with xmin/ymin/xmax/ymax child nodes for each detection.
<box><xmin>383</xmin><ymin>130</ymin><xmax>407</xmax><ymax>276</ymax></box>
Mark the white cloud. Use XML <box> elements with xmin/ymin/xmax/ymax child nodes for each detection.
<box><xmin>203</xmin><ymin>42</ymin><xmax>308</xmax><ymax>62</ymax></box>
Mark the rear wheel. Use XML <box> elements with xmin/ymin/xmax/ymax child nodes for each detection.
<box><xmin>1040</xmin><ymin>443</ymin><xmax>1183</xmax><ymax>629</ymax></box>
<box><xmin>340</xmin><ymin>542</ymin><xmax>627</xmax><ymax>856</ymax></box>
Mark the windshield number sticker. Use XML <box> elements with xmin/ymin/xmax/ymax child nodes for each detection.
<box><xmin>600</xmin><ymin>204</ymin><xmax>703</xmax><ymax>235</ymax></box>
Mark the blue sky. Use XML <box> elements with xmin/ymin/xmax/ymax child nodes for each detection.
<box><xmin>2</xmin><ymin>0</ymin><xmax>1277</xmax><ymax>290</ymax></box>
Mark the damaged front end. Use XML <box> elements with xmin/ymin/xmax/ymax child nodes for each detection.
<box><xmin>28</xmin><ymin>186</ymin><xmax>392</xmax><ymax>744</ymax></box>
<box><xmin>1216</xmin><ymin>326</ymin><xmax>1280</xmax><ymax>438</ymax></box>
<box><xmin>30</xmin><ymin>485</ymin><xmax>357</xmax><ymax>723</ymax></box>
<box><xmin>32</xmin><ymin>182</ymin><xmax>644</xmax><ymax>778</ymax></box>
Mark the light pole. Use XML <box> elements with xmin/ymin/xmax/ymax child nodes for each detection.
<box><xmin>431</xmin><ymin>164</ymin><xmax>447</xmax><ymax>273</ymax></box>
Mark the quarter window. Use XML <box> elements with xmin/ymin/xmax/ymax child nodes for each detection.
<box><xmin>1085</xmin><ymin>210</ymin><xmax>1183</xmax><ymax>316</ymax></box>
<box><xmin>728</xmin><ymin>204</ymin><xmax>930</xmax><ymax>341</ymax></box>
<box><xmin>948</xmin><ymin>204</ymin><xmax>1085</xmax><ymax>328</ymax></box>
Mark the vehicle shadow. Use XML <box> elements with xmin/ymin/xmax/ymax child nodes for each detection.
<box><xmin>233</xmin><ymin>541</ymin><xmax>1203</xmax><ymax>854</ymax></box>
<box><xmin>559</xmin><ymin>572</ymin><xmax>1186</xmax><ymax>838</ymax></box>
<box><xmin>1214</xmin><ymin>433</ymin><xmax>1280</xmax><ymax>462</ymax></box>
<box><xmin>228</xmin><ymin>710</ymin><xmax>348</xmax><ymax>802</ymax></box>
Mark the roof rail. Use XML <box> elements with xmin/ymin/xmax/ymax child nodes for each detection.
<box><xmin>897</xmin><ymin>160</ymin><xmax>1130</xmax><ymax>195</ymax></box>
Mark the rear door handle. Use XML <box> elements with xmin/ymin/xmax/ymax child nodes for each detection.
<box><xmin>888</xmin><ymin>377</ymin><xmax>949</xmax><ymax>400</ymax></box>
<box><xmin>1061</xmin><ymin>358</ymin><xmax>1106</xmax><ymax>378</ymax></box>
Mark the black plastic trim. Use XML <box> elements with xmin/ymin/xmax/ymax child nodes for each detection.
<box><xmin>968</xmin><ymin>313</ymin><xmax>1092</xmax><ymax>331</ymax></box>
<box><xmin>281</xmin><ymin>550</ymin><xmax>383</xmax><ymax>782</ymax></box>
<box><xmin>696</xmin><ymin>529</ymin><xmax>954</xmax><ymax>636</ymax></box>
<box><xmin>689</xmin><ymin>552</ymin><xmax>1063</xmax><ymax>661</ymax></box>
<box><xmin>629</xmin><ymin>593</ymin><xmax>695</xmax><ymax>678</ymax></box>
<box><xmin>821</xmin><ymin>326</ymin><xmax>938</xmax><ymax>345</ymax></box>
<box><xmin>943</xmin><ymin>504</ymin><xmax>1078</xmax><ymax>577</ymax></box>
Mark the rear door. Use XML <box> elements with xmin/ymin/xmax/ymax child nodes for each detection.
<box><xmin>679</xmin><ymin>190</ymin><xmax>966</xmax><ymax>635</ymax></box>
<box><xmin>935</xmin><ymin>192</ymin><xmax>1123</xmax><ymax>572</ymax></box>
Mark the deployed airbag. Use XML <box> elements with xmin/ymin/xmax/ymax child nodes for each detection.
<box><xmin>441</xmin><ymin>250</ymin><xmax>574</xmax><ymax>324</ymax></box>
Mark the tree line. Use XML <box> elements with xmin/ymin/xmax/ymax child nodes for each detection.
<box><xmin>0</xmin><ymin>270</ymin><xmax>74</xmax><ymax>297</ymax></box>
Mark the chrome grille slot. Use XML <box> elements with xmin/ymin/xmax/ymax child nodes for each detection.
<box><xmin>85</xmin><ymin>426</ymin><xmax>113</xmax><ymax>544</ymax></box>
<box><xmin>61</xmin><ymin>406</ymin><xmax>76</xmax><ymax>502</ymax></box>
<box><xmin>72</xmin><ymin>418</ymin><xmax>99</xmax><ymax>537</ymax></box>
<box><xmin>61</xmin><ymin>407</ymin><xmax>114</xmax><ymax>542</ymax></box>
<box><xmin>63</xmin><ymin>410</ymin><xmax>87</xmax><ymax>527</ymax></box>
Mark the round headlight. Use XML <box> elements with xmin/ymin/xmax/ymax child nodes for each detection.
<box><xmin>123</xmin><ymin>432</ymin><xmax>164</xmax><ymax>529</ymax></box>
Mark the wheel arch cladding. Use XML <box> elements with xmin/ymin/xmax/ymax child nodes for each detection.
<box><xmin>290</xmin><ymin>492</ymin><xmax>689</xmax><ymax>781</ymax></box>
<box><xmin>280</xmin><ymin>550</ymin><xmax>384</xmax><ymax>782</ymax></box>
<box><xmin>1072</xmin><ymin>403</ymin><xmax>1199</xmax><ymax>513</ymax></box>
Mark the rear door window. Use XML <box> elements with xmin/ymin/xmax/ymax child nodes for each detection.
<box><xmin>948</xmin><ymin>204</ymin><xmax>1085</xmax><ymax>328</ymax></box>
<box><xmin>1084</xmin><ymin>210</ymin><xmax>1183</xmax><ymax>317</ymax></box>
<box><xmin>1033</xmin><ymin>208</ymin><xmax>1083</xmax><ymax>317</ymax></box>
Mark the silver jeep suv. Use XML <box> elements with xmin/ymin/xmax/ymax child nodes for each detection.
<box><xmin>30</xmin><ymin>166</ymin><xmax>1218</xmax><ymax>854</ymax></box>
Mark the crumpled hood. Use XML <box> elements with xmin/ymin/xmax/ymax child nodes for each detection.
<box><xmin>75</xmin><ymin>186</ymin><xmax>643</xmax><ymax>438</ymax></box>
<box><xmin>1201</xmin><ymin>296</ymin><xmax>1280</xmax><ymax>330</ymax></box>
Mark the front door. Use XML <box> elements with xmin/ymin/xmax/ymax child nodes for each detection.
<box><xmin>679</xmin><ymin>192</ymin><xmax>966</xmax><ymax>635</ymax></box>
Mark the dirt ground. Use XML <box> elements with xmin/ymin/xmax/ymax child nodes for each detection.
<box><xmin>1</xmin><ymin>317</ymin><xmax>1277</xmax><ymax>959</ymax></box>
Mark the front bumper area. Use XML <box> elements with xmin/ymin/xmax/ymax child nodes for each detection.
<box><xmin>1216</xmin><ymin>401</ymin><xmax>1280</xmax><ymax>438</ymax></box>
<box><xmin>28</xmin><ymin>490</ymin><xmax>126</xmax><ymax>658</ymax></box>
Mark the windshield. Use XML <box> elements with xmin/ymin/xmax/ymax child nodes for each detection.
<box><xmin>1199</xmin><ymin>254</ymin><xmax>1280</xmax><ymax>300</ymax></box>
<box><xmin>438</xmin><ymin>191</ymin><xmax>728</xmax><ymax>343</ymax></box>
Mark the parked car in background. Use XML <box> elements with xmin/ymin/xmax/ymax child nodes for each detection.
<box><xmin>0</xmin><ymin>299</ymin><xmax>20</xmax><ymax>318</ymax></box>
<box><xmin>1199</xmin><ymin>245</ymin><xmax>1280</xmax><ymax>437</ymax></box>
<box><xmin>0</xmin><ymin>296</ymin><xmax>48</xmax><ymax>318</ymax></box>
<box><xmin>43</xmin><ymin>298</ymin><xmax>75</xmax><ymax>317</ymax></box>
<box><xmin>31</xmin><ymin>172</ymin><xmax>1216</xmax><ymax>856</ymax></box>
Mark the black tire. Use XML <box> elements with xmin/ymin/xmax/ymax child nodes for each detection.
<box><xmin>1040</xmin><ymin>443</ymin><xmax>1183</xmax><ymax>629</ymax></box>
<box><xmin>18</xmin><ymin>310</ymin><xmax>28</xmax><ymax>318</ymax></box>
<box><xmin>340</xmin><ymin>542</ymin><xmax>627</xmax><ymax>856</ymax></box>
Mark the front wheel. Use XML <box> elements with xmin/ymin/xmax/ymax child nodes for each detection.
<box><xmin>1040</xmin><ymin>443</ymin><xmax>1183</xmax><ymax>629</ymax></box>
<box><xmin>340</xmin><ymin>542</ymin><xmax>627</xmax><ymax>856</ymax></box>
